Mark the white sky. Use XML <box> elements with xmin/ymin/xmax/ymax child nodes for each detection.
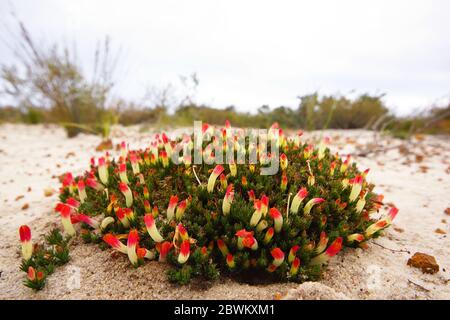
<box><xmin>1</xmin><ymin>0</ymin><xmax>450</xmax><ymax>115</ymax></box>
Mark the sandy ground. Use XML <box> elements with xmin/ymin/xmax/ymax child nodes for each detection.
<box><xmin>0</xmin><ymin>124</ymin><xmax>449</xmax><ymax>300</ymax></box>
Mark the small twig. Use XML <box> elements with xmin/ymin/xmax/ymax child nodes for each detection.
<box><xmin>408</xmin><ymin>279</ymin><xmax>430</xmax><ymax>292</ymax></box>
<box><xmin>372</xmin><ymin>242</ymin><xmax>410</xmax><ymax>254</ymax></box>
<box><xmin>192</xmin><ymin>165</ymin><xmax>202</xmax><ymax>186</ymax></box>
<box><xmin>286</xmin><ymin>192</ymin><xmax>292</xmax><ymax>220</ymax></box>
<box><xmin>306</xmin><ymin>160</ymin><xmax>313</xmax><ymax>176</ymax></box>
<box><xmin>357</xmin><ymin>144</ymin><xmax>402</xmax><ymax>157</ymax></box>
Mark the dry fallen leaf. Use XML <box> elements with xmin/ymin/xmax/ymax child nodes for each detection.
<box><xmin>273</xmin><ymin>292</ymin><xmax>283</xmax><ymax>300</ymax></box>
<box><xmin>435</xmin><ymin>228</ymin><xmax>446</xmax><ymax>235</ymax></box>
<box><xmin>44</xmin><ymin>187</ymin><xmax>56</xmax><ymax>197</ymax></box>
<box><xmin>15</xmin><ymin>195</ymin><xmax>24</xmax><ymax>201</ymax></box>
<box><xmin>21</xmin><ymin>203</ymin><xmax>29</xmax><ymax>210</ymax></box>
<box><xmin>65</xmin><ymin>151</ymin><xmax>76</xmax><ymax>159</ymax></box>
<box><xmin>96</xmin><ymin>139</ymin><xmax>113</xmax><ymax>152</ymax></box>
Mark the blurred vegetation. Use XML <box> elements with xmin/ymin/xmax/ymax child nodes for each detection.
<box><xmin>1</xmin><ymin>17</ymin><xmax>449</xmax><ymax>138</ymax></box>
<box><xmin>0</xmin><ymin>16</ymin><xmax>118</xmax><ymax>138</ymax></box>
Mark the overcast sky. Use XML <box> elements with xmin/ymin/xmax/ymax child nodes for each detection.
<box><xmin>1</xmin><ymin>0</ymin><xmax>449</xmax><ymax>115</ymax></box>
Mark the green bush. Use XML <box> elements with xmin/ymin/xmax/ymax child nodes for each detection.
<box><xmin>19</xmin><ymin>123</ymin><xmax>398</xmax><ymax>289</ymax></box>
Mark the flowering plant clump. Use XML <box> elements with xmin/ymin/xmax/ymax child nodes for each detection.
<box><xmin>19</xmin><ymin>227</ymin><xmax>70</xmax><ymax>290</ymax></box>
<box><xmin>19</xmin><ymin>122</ymin><xmax>398</xmax><ymax>288</ymax></box>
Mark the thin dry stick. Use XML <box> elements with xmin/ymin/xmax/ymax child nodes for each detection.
<box><xmin>192</xmin><ymin>166</ymin><xmax>202</xmax><ymax>186</ymax></box>
<box><xmin>408</xmin><ymin>279</ymin><xmax>430</xmax><ymax>292</ymax></box>
<box><xmin>372</xmin><ymin>242</ymin><xmax>410</xmax><ymax>254</ymax></box>
<box><xmin>306</xmin><ymin>160</ymin><xmax>313</xmax><ymax>176</ymax></box>
<box><xmin>286</xmin><ymin>192</ymin><xmax>293</xmax><ymax>220</ymax></box>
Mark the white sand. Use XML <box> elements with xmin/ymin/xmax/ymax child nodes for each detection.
<box><xmin>0</xmin><ymin>124</ymin><xmax>449</xmax><ymax>300</ymax></box>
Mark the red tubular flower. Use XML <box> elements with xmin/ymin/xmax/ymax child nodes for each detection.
<box><xmin>119</xmin><ymin>163</ymin><xmax>129</xmax><ymax>184</ymax></box>
<box><xmin>158</xmin><ymin>241</ymin><xmax>173</xmax><ymax>262</ymax></box>
<box><xmin>207</xmin><ymin>165</ymin><xmax>224</xmax><ymax>193</ymax></box>
<box><xmin>124</xmin><ymin>208</ymin><xmax>135</xmax><ymax>222</ymax></box>
<box><xmin>365</xmin><ymin>207</ymin><xmax>399</xmax><ymax>237</ymax></box>
<box><xmin>152</xmin><ymin>205</ymin><xmax>159</xmax><ymax>218</ymax></box>
<box><xmin>267</xmin><ymin>264</ymin><xmax>277</xmax><ymax>273</ymax></box>
<box><xmin>144</xmin><ymin>214</ymin><xmax>164</xmax><ymax>243</ymax></box>
<box><xmin>62</xmin><ymin>172</ymin><xmax>74</xmax><ymax>188</ymax></box>
<box><xmin>144</xmin><ymin>200</ymin><xmax>151</xmax><ymax>212</ymax></box>
<box><xmin>310</xmin><ymin>237</ymin><xmax>343</xmax><ymax>265</ymax></box>
<box><xmin>202</xmin><ymin>123</ymin><xmax>213</xmax><ymax>136</ymax></box>
<box><xmin>242</xmin><ymin>236</ymin><xmax>258</xmax><ymax>250</ymax></box>
<box><xmin>250</xmin><ymin>200</ymin><xmax>262</xmax><ymax>226</ymax></box>
<box><xmin>220</xmin><ymin>173</ymin><xmax>227</xmax><ymax>189</ymax></box>
<box><xmin>229</xmin><ymin>161</ymin><xmax>237</xmax><ymax>177</ymax></box>
<box><xmin>290</xmin><ymin>187</ymin><xmax>308</xmax><ymax>214</ymax></box>
<box><xmin>304</xmin><ymin>144</ymin><xmax>313</xmax><ymax>159</ymax></box>
<box><xmin>280</xmin><ymin>153</ymin><xmax>288</xmax><ymax>171</ymax></box>
<box><xmin>222</xmin><ymin>184</ymin><xmax>234</xmax><ymax>215</ymax></box>
<box><xmin>340</xmin><ymin>155</ymin><xmax>351</xmax><ymax>173</ymax></box>
<box><xmin>103</xmin><ymin>233</ymin><xmax>127</xmax><ymax>254</ymax></box>
<box><xmin>66</xmin><ymin>197</ymin><xmax>80</xmax><ymax>208</ymax></box>
<box><xmin>330</xmin><ymin>161</ymin><xmax>337</xmax><ymax>175</ymax></box>
<box><xmin>241</xmin><ymin>176</ymin><xmax>248</xmax><ymax>187</ymax></box>
<box><xmin>167</xmin><ymin>195</ymin><xmax>178</xmax><ymax>221</ymax></box>
<box><xmin>281</xmin><ymin>173</ymin><xmax>288</xmax><ymax>191</ymax></box>
<box><xmin>290</xmin><ymin>257</ymin><xmax>301</xmax><ymax>276</ymax></box>
<box><xmin>27</xmin><ymin>266</ymin><xmax>36</xmax><ymax>281</ymax></box>
<box><xmin>176</xmin><ymin>223</ymin><xmax>189</xmax><ymax>241</ymax></box>
<box><xmin>100</xmin><ymin>217</ymin><xmax>114</xmax><ymax>231</ymax></box>
<box><xmin>160</xmin><ymin>150</ymin><xmax>169</xmax><ymax>168</ymax></box>
<box><xmin>349</xmin><ymin>175</ymin><xmax>363</xmax><ymax>202</ymax></box>
<box><xmin>200</xmin><ymin>246</ymin><xmax>208</xmax><ymax>257</ymax></box>
<box><xmin>137</xmin><ymin>247</ymin><xmax>155</xmax><ymax>260</ymax></box>
<box><xmin>315</xmin><ymin>231</ymin><xmax>329</xmax><ymax>254</ymax></box>
<box><xmin>72</xmin><ymin>213</ymin><xmax>99</xmax><ymax>229</ymax></box>
<box><xmin>86</xmin><ymin>177</ymin><xmax>103</xmax><ymax>191</ymax></box>
<box><xmin>288</xmin><ymin>245</ymin><xmax>299</xmax><ymax>263</ymax></box>
<box><xmin>318</xmin><ymin>136</ymin><xmax>331</xmax><ymax>160</ymax></box>
<box><xmin>115</xmin><ymin>207</ymin><xmax>130</xmax><ymax>228</ymax></box>
<box><xmin>150</xmin><ymin>153</ymin><xmax>157</xmax><ymax>165</ymax></box>
<box><xmin>347</xmin><ymin>233</ymin><xmax>365</xmax><ymax>243</ymax></box>
<box><xmin>58</xmin><ymin>204</ymin><xmax>76</xmax><ymax>236</ymax></box>
<box><xmin>143</xmin><ymin>152</ymin><xmax>150</xmax><ymax>165</ymax></box>
<box><xmin>98</xmin><ymin>157</ymin><xmax>109</xmax><ymax>185</ymax></box>
<box><xmin>162</xmin><ymin>132</ymin><xmax>173</xmax><ymax>157</ymax></box>
<box><xmin>303</xmin><ymin>198</ymin><xmax>325</xmax><ymax>215</ymax></box>
<box><xmin>217</xmin><ymin>239</ymin><xmax>229</xmax><ymax>257</ymax></box>
<box><xmin>175</xmin><ymin>200</ymin><xmax>187</xmax><ymax>220</ymax></box>
<box><xmin>129</xmin><ymin>152</ymin><xmax>140</xmax><ymax>174</ymax></box>
<box><xmin>178</xmin><ymin>239</ymin><xmax>190</xmax><ymax>264</ymax></box>
<box><xmin>120</xmin><ymin>141</ymin><xmax>127</xmax><ymax>159</ymax></box>
<box><xmin>127</xmin><ymin>229</ymin><xmax>139</xmax><ymax>266</ymax></box>
<box><xmin>271</xmin><ymin>248</ymin><xmax>285</xmax><ymax>267</ymax></box>
<box><xmin>256</xmin><ymin>219</ymin><xmax>268</xmax><ymax>233</ymax></box>
<box><xmin>119</xmin><ymin>182</ymin><xmax>133</xmax><ymax>207</ymax></box>
<box><xmin>77</xmin><ymin>180</ymin><xmax>87</xmax><ymax>203</ymax></box>
<box><xmin>248</xmin><ymin>189</ymin><xmax>255</xmax><ymax>202</ymax></box>
<box><xmin>362</xmin><ymin>168</ymin><xmax>370</xmax><ymax>178</ymax></box>
<box><xmin>142</xmin><ymin>187</ymin><xmax>150</xmax><ymax>200</ymax></box>
<box><xmin>269</xmin><ymin>207</ymin><xmax>283</xmax><ymax>233</ymax></box>
<box><xmin>226</xmin><ymin>253</ymin><xmax>235</xmax><ymax>269</ymax></box>
<box><xmin>263</xmin><ymin>227</ymin><xmax>274</xmax><ymax>244</ymax></box>
<box><xmin>19</xmin><ymin>225</ymin><xmax>32</xmax><ymax>261</ymax></box>
<box><xmin>261</xmin><ymin>195</ymin><xmax>269</xmax><ymax>216</ymax></box>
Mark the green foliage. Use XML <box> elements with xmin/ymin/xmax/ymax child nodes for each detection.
<box><xmin>20</xmin><ymin>228</ymin><xmax>71</xmax><ymax>291</ymax></box>
<box><xmin>51</xmin><ymin>126</ymin><xmax>394</xmax><ymax>287</ymax></box>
